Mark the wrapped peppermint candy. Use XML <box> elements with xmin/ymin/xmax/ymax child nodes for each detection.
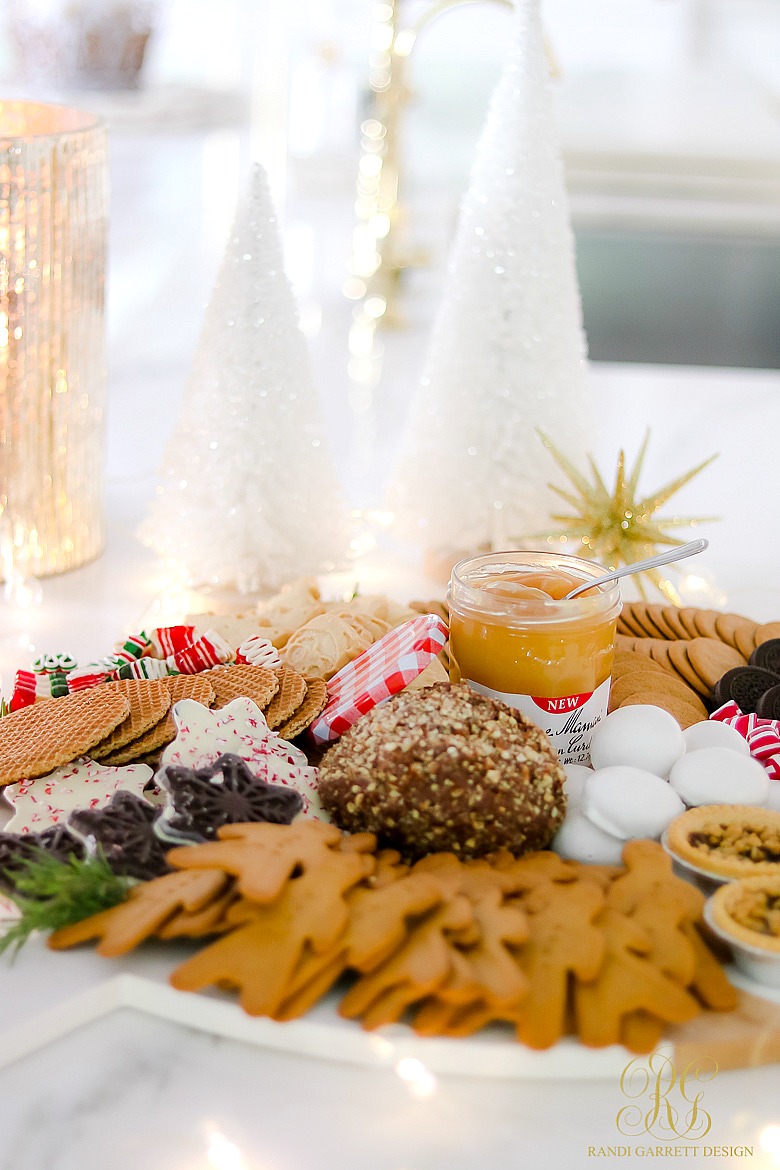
<box><xmin>32</xmin><ymin>652</ymin><xmax>77</xmax><ymax>675</ymax></box>
<box><xmin>711</xmin><ymin>700</ymin><xmax>780</xmax><ymax>782</ymax></box>
<box><xmin>168</xmin><ymin>629</ymin><xmax>233</xmax><ymax>674</ymax></box>
<box><xmin>111</xmin><ymin>657</ymin><xmax>174</xmax><ymax>681</ymax></box>
<box><xmin>66</xmin><ymin>655</ymin><xmax>123</xmax><ymax>693</ymax></box>
<box><xmin>35</xmin><ymin>670</ymin><xmax>69</xmax><ymax>699</ymax></box>
<box><xmin>235</xmin><ymin>635</ymin><xmax>282</xmax><ymax>670</ymax></box>
<box><xmin>66</xmin><ymin>667</ymin><xmax>112</xmax><ymax>692</ymax></box>
<box><xmin>148</xmin><ymin>625</ymin><xmax>198</xmax><ymax>659</ymax></box>
<box><xmin>10</xmin><ymin>669</ymin><xmax>37</xmax><ymax>710</ymax></box>
<box><xmin>31</xmin><ymin>653</ymin><xmax>76</xmax><ymax>698</ymax></box>
<box><xmin>113</xmin><ymin>632</ymin><xmax>154</xmax><ymax>664</ymax></box>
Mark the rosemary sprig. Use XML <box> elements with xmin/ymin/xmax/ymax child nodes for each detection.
<box><xmin>0</xmin><ymin>851</ymin><xmax>133</xmax><ymax>958</ymax></box>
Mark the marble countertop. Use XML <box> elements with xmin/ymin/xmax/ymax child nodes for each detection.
<box><xmin>1</xmin><ymin>936</ymin><xmax>779</xmax><ymax>1170</ymax></box>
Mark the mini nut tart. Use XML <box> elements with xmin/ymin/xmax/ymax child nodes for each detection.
<box><xmin>708</xmin><ymin>875</ymin><xmax>780</xmax><ymax>953</ymax></box>
<box><xmin>667</xmin><ymin>804</ymin><xmax>780</xmax><ymax>880</ymax></box>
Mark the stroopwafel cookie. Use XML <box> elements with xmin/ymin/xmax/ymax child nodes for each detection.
<box><xmin>0</xmin><ymin>688</ymin><xmax>131</xmax><ymax>786</ymax></box>
<box><xmin>277</xmin><ymin>677</ymin><xmax>329</xmax><ymax>740</ymax></box>
<box><xmin>100</xmin><ymin>675</ymin><xmax>216</xmax><ymax>765</ymax></box>
<box><xmin>207</xmin><ymin>664</ymin><xmax>279</xmax><ymax>710</ymax></box>
<box><xmin>263</xmin><ymin>665</ymin><xmax>307</xmax><ymax>730</ymax></box>
<box><xmin>91</xmin><ymin>679</ymin><xmax>172</xmax><ymax>760</ymax></box>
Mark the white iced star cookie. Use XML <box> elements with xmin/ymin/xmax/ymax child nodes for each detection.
<box><xmin>160</xmin><ymin>697</ymin><xmax>327</xmax><ymax>819</ymax></box>
<box><xmin>3</xmin><ymin>757</ymin><xmax>153</xmax><ymax>834</ymax></box>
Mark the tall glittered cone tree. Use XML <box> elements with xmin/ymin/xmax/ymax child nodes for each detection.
<box><xmin>142</xmin><ymin>165</ymin><xmax>348</xmax><ymax>593</ymax></box>
<box><xmin>389</xmin><ymin>0</ymin><xmax>592</xmax><ymax>555</ymax></box>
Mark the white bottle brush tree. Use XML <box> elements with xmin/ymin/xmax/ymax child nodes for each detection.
<box><xmin>143</xmin><ymin>164</ymin><xmax>348</xmax><ymax>593</ymax></box>
<box><xmin>389</xmin><ymin>0</ymin><xmax>592</xmax><ymax>555</ymax></box>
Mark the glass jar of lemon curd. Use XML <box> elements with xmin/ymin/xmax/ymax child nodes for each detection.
<box><xmin>447</xmin><ymin>551</ymin><xmax>622</xmax><ymax>765</ymax></box>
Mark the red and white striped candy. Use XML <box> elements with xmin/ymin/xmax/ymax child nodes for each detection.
<box><xmin>149</xmin><ymin>625</ymin><xmax>197</xmax><ymax>659</ymax></box>
<box><xmin>10</xmin><ymin>670</ymin><xmax>37</xmax><ymax>711</ymax></box>
<box><xmin>66</xmin><ymin>668</ymin><xmax>111</xmax><ymax>692</ymax></box>
<box><xmin>710</xmin><ymin>699</ymin><xmax>780</xmax><ymax>787</ymax></box>
<box><xmin>111</xmin><ymin>657</ymin><xmax>173</xmax><ymax>681</ymax></box>
<box><xmin>114</xmin><ymin>632</ymin><xmax>154</xmax><ymax>664</ymax></box>
<box><xmin>235</xmin><ymin>636</ymin><xmax>281</xmax><ymax>670</ymax></box>
<box><xmin>169</xmin><ymin>629</ymin><xmax>234</xmax><ymax>674</ymax></box>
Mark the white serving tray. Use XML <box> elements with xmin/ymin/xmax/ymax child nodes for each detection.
<box><xmin>0</xmin><ymin>935</ymin><xmax>645</xmax><ymax>1080</ymax></box>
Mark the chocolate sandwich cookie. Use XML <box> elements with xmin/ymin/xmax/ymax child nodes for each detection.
<box><xmin>714</xmin><ymin>666</ymin><xmax>780</xmax><ymax>713</ymax></box>
<box><xmin>756</xmin><ymin>685</ymin><xmax>780</xmax><ymax>720</ymax></box>
<box><xmin>750</xmin><ymin>639</ymin><xmax>780</xmax><ymax>677</ymax></box>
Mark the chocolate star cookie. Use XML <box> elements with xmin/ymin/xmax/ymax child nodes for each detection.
<box><xmin>69</xmin><ymin>792</ymin><xmax>170</xmax><ymax>881</ymax></box>
<box><xmin>0</xmin><ymin>825</ymin><xmax>85</xmax><ymax>893</ymax></box>
<box><xmin>156</xmin><ymin>753</ymin><xmax>303</xmax><ymax>844</ymax></box>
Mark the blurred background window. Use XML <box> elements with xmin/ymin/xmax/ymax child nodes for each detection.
<box><xmin>1</xmin><ymin>0</ymin><xmax>778</xmax><ymax>369</ymax></box>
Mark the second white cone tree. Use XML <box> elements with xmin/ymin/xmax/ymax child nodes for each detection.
<box><xmin>389</xmin><ymin>0</ymin><xmax>592</xmax><ymax>553</ymax></box>
<box><xmin>143</xmin><ymin>164</ymin><xmax>348</xmax><ymax>593</ymax></box>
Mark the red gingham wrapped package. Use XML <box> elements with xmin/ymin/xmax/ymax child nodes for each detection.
<box><xmin>307</xmin><ymin>613</ymin><xmax>448</xmax><ymax>745</ymax></box>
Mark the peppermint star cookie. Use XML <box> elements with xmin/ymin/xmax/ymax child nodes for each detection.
<box><xmin>3</xmin><ymin>757</ymin><xmax>154</xmax><ymax>834</ymax></box>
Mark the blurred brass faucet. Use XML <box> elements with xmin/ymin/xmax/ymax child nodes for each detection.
<box><xmin>345</xmin><ymin>0</ymin><xmax>518</xmax><ymax>331</ymax></box>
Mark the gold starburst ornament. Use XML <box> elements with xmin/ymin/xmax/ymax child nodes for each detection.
<box><xmin>536</xmin><ymin>430</ymin><xmax>718</xmax><ymax>603</ymax></box>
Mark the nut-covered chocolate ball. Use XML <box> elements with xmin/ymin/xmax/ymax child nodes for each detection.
<box><xmin>317</xmin><ymin>682</ymin><xmax>566</xmax><ymax>860</ymax></box>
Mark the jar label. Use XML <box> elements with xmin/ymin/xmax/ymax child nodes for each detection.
<box><xmin>466</xmin><ymin>678</ymin><xmax>610</xmax><ymax>766</ymax></box>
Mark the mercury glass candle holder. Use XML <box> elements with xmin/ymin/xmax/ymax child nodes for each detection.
<box><xmin>0</xmin><ymin>100</ymin><xmax>108</xmax><ymax>578</ymax></box>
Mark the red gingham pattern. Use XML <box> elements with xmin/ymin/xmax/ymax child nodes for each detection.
<box><xmin>711</xmin><ymin>700</ymin><xmax>780</xmax><ymax>783</ymax></box>
<box><xmin>308</xmin><ymin>613</ymin><xmax>448</xmax><ymax>745</ymax></box>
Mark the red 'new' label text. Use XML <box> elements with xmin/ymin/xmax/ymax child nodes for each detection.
<box><xmin>533</xmin><ymin>692</ymin><xmax>593</xmax><ymax>713</ymax></box>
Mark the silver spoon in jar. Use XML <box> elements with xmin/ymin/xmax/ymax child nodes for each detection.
<box><xmin>563</xmin><ymin>538</ymin><xmax>709</xmax><ymax>600</ymax></box>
